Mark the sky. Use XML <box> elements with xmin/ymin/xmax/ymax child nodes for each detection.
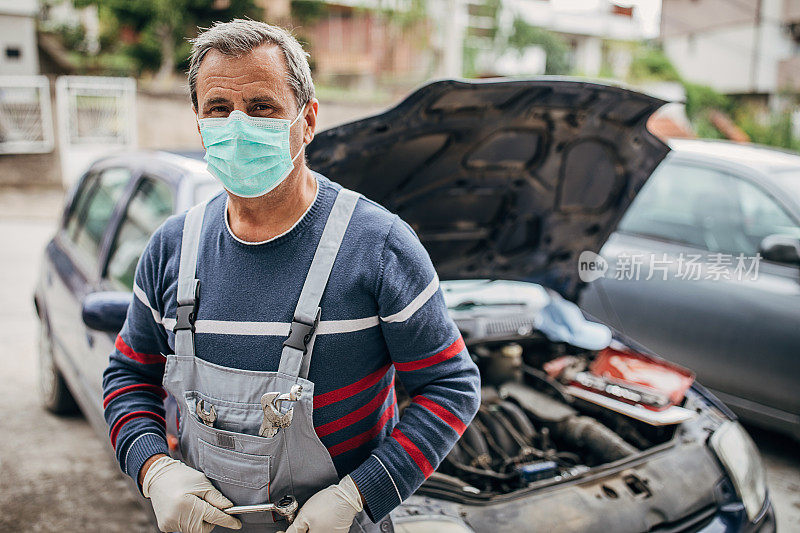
<box><xmin>552</xmin><ymin>0</ymin><xmax>663</xmax><ymax>38</ymax></box>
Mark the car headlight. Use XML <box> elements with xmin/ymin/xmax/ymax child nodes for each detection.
<box><xmin>709</xmin><ymin>421</ymin><xmax>767</xmax><ymax>521</ymax></box>
<box><xmin>393</xmin><ymin>517</ymin><xmax>475</xmax><ymax>533</ymax></box>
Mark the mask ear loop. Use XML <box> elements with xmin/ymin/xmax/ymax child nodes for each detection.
<box><xmin>289</xmin><ymin>103</ymin><xmax>308</xmax><ymax>163</ymax></box>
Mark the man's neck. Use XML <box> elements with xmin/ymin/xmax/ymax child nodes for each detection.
<box><xmin>226</xmin><ymin>166</ymin><xmax>318</xmax><ymax>243</ymax></box>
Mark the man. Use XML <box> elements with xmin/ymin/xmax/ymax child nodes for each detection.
<box><xmin>102</xmin><ymin>19</ymin><xmax>481</xmax><ymax>533</ymax></box>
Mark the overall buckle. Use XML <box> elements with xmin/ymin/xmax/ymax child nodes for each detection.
<box><xmin>174</xmin><ymin>282</ymin><xmax>200</xmax><ymax>333</ymax></box>
<box><xmin>283</xmin><ymin>308</ymin><xmax>321</xmax><ymax>354</ymax></box>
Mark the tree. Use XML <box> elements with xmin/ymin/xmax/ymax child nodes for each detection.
<box><xmin>73</xmin><ymin>0</ymin><xmax>262</xmax><ymax>79</ymax></box>
<box><xmin>507</xmin><ymin>16</ymin><xmax>570</xmax><ymax>75</ymax></box>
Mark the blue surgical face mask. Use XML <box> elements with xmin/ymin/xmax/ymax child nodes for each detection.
<box><xmin>198</xmin><ymin>106</ymin><xmax>306</xmax><ymax>198</ymax></box>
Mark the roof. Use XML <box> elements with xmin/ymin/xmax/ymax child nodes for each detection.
<box><xmin>667</xmin><ymin>138</ymin><xmax>800</xmax><ymax>173</ymax></box>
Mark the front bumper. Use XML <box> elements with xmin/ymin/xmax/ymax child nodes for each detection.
<box><xmin>392</xmin><ymin>496</ymin><xmax>775</xmax><ymax>533</ymax></box>
<box><xmin>692</xmin><ymin>499</ymin><xmax>776</xmax><ymax>533</ymax></box>
<box><xmin>394</xmin><ymin>409</ymin><xmax>774</xmax><ymax>533</ymax></box>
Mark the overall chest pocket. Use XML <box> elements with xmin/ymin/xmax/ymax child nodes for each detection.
<box><xmin>198</xmin><ymin>439</ymin><xmax>272</xmax><ymax>512</ymax></box>
<box><xmin>186</xmin><ymin>391</ymin><xmax>263</xmax><ymax>435</ymax></box>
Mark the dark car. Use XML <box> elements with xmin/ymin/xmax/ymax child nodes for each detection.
<box><xmin>580</xmin><ymin>139</ymin><xmax>800</xmax><ymax>441</ymax></box>
<box><xmin>34</xmin><ymin>79</ymin><xmax>775</xmax><ymax>532</ymax></box>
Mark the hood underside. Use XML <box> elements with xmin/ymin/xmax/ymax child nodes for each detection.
<box><xmin>307</xmin><ymin>78</ymin><xmax>669</xmax><ymax>299</ymax></box>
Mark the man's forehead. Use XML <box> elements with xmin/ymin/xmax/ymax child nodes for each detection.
<box><xmin>196</xmin><ymin>44</ymin><xmax>292</xmax><ymax>101</ymax></box>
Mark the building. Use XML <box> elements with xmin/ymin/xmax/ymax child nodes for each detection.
<box><xmin>661</xmin><ymin>0</ymin><xmax>800</xmax><ymax>102</ymax></box>
<box><xmin>277</xmin><ymin>0</ymin><xmax>434</xmax><ymax>93</ymax></box>
<box><xmin>462</xmin><ymin>0</ymin><xmax>649</xmax><ymax>78</ymax></box>
<box><xmin>507</xmin><ymin>0</ymin><xmax>648</xmax><ymax>77</ymax></box>
<box><xmin>0</xmin><ymin>0</ymin><xmax>40</xmax><ymax>75</ymax></box>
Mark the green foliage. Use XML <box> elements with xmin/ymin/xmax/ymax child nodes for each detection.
<box><xmin>736</xmin><ymin>108</ymin><xmax>800</xmax><ymax>150</ymax></box>
<box><xmin>290</xmin><ymin>0</ymin><xmax>327</xmax><ymax>25</ymax></box>
<box><xmin>369</xmin><ymin>0</ymin><xmax>428</xmax><ymax>28</ymax></box>
<box><xmin>628</xmin><ymin>45</ymin><xmax>681</xmax><ymax>83</ymax></box>
<box><xmin>54</xmin><ymin>23</ymin><xmax>88</xmax><ymax>52</ymax></box>
<box><xmin>507</xmin><ymin>16</ymin><xmax>570</xmax><ymax>75</ymax></box>
<box><xmin>683</xmin><ymin>82</ymin><xmax>732</xmax><ymax>120</ymax></box>
<box><xmin>71</xmin><ymin>0</ymin><xmax>262</xmax><ymax>76</ymax></box>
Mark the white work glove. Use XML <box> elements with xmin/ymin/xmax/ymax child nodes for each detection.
<box><xmin>142</xmin><ymin>455</ymin><xmax>242</xmax><ymax>533</ymax></box>
<box><xmin>283</xmin><ymin>475</ymin><xmax>363</xmax><ymax>533</ymax></box>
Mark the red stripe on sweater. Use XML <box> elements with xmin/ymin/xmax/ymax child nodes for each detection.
<box><xmin>103</xmin><ymin>383</ymin><xmax>166</xmax><ymax>408</ymax></box>
<box><xmin>393</xmin><ymin>336</ymin><xmax>465</xmax><ymax>372</ymax></box>
<box><xmin>314</xmin><ymin>364</ymin><xmax>391</xmax><ymax>409</ymax></box>
<box><xmin>391</xmin><ymin>428</ymin><xmax>434</xmax><ymax>478</ymax></box>
<box><xmin>315</xmin><ymin>376</ymin><xmax>395</xmax><ymax>438</ymax></box>
<box><xmin>115</xmin><ymin>335</ymin><xmax>166</xmax><ymax>365</ymax></box>
<box><xmin>412</xmin><ymin>395</ymin><xmax>467</xmax><ymax>436</ymax></box>
<box><xmin>109</xmin><ymin>411</ymin><xmax>165</xmax><ymax>448</ymax></box>
<box><xmin>327</xmin><ymin>397</ymin><xmax>396</xmax><ymax>457</ymax></box>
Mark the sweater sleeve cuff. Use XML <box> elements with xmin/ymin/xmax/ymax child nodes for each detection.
<box><xmin>124</xmin><ymin>432</ymin><xmax>170</xmax><ymax>493</ymax></box>
<box><xmin>349</xmin><ymin>454</ymin><xmax>402</xmax><ymax>522</ymax></box>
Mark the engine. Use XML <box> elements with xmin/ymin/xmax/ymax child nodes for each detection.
<box><xmin>409</xmin><ymin>339</ymin><xmax>680</xmax><ymax>496</ymax></box>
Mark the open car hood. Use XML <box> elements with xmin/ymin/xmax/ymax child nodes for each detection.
<box><xmin>307</xmin><ymin>78</ymin><xmax>669</xmax><ymax>299</ymax></box>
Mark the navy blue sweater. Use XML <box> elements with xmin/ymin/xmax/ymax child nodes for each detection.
<box><xmin>102</xmin><ymin>173</ymin><xmax>481</xmax><ymax>521</ymax></box>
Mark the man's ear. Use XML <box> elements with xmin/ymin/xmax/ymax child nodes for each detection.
<box><xmin>303</xmin><ymin>98</ymin><xmax>319</xmax><ymax>145</ymax></box>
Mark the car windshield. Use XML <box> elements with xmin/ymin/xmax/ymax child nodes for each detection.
<box><xmin>771</xmin><ymin>168</ymin><xmax>800</xmax><ymax>204</ymax></box>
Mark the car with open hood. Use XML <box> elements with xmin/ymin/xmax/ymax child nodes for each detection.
<box><xmin>34</xmin><ymin>78</ymin><xmax>775</xmax><ymax>532</ymax></box>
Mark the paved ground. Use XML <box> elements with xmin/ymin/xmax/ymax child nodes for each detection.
<box><xmin>0</xmin><ymin>187</ymin><xmax>797</xmax><ymax>532</ymax></box>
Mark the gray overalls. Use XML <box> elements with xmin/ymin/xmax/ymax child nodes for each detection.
<box><xmin>163</xmin><ymin>188</ymin><xmax>386</xmax><ymax>532</ymax></box>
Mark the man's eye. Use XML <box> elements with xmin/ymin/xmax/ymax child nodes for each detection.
<box><xmin>253</xmin><ymin>104</ymin><xmax>272</xmax><ymax>112</ymax></box>
<box><xmin>210</xmin><ymin>106</ymin><xmax>229</xmax><ymax>114</ymax></box>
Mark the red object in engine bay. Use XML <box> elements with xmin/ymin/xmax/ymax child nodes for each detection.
<box><xmin>588</xmin><ymin>347</ymin><xmax>695</xmax><ymax>408</ymax></box>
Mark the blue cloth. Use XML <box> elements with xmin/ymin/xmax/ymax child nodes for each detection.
<box><xmin>102</xmin><ymin>173</ymin><xmax>481</xmax><ymax>521</ymax></box>
<box><xmin>535</xmin><ymin>292</ymin><xmax>612</xmax><ymax>350</ymax></box>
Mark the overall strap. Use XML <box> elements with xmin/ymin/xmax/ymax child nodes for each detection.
<box><xmin>278</xmin><ymin>188</ymin><xmax>360</xmax><ymax>380</ymax></box>
<box><xmin>173</xmin><ymin>200</ymin><xmax>209</xmax><ymax>356</ymax></box>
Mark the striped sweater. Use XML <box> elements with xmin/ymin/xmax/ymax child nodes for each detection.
<box><xmin>101</xmin><ymin>173</ymin><xmax>481</xmax><ymax>521</ymax></box>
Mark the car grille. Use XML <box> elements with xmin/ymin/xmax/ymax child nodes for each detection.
<box><xmin>485</xmin><ymin>316</ymin><xmax>536</xmax><ymax>336</ymax></box>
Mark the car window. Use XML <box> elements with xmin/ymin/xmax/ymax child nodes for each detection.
<box><xmin>618</xmin><ymin>162</ymin><xmax>735</xmax><ymax>250</ymax></box>
<box><xmin>106</xmin><ymin>177</ymin><xmax>174</xmax><ymax>291</ymax></box>
<box><xmin>620</xmin><ymin>161</ymin><xmax>800</xmax><ymax>254</ymax></box>
<box><xmin>66</xmin><ymin>168</ymin><xmax>131</xmax><ymax>261</ymax></box>
<box><xmin>734</xmin><ymin>179</ymin><xmax>800</xmax><ymax>249</ymax></box>
<box><xmin>64</xmin><ymin>172</ymin><xmax>98</xmax><ymax>235</ymax></box>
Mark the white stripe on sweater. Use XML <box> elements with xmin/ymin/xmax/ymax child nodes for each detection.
<box><xmin>134</xmin><ymin>284</ymin><xmax>381</xmax><ymax>335</ymax></box>
<box><xmin>372</xmin><ymin>454</ymin><xmax>402</xmax><ymax>504</ymax></box>
<box><xmin>156</xmin><ymin>316</ymin><xmax>379</xmax><ymax>336</ymax></box>
<box><xmin>379</xmin><ymin>273</ymin><xmax>439</xmax><ymax>323</ymax></box>
<box><xmin>133</xmin><ymin>282</ymin><xmax>165</xmax><ymax>329</ymax></box>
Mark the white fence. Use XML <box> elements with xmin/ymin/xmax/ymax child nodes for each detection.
<box><xmin>0</xmin><ymin>76</ymin><xmax>55</xmax><ymax>155</ymax></box>
<box><xmin>55</xmin><ymin>75</ymin><xmax>137</xmax><ymax>185</ymax></box>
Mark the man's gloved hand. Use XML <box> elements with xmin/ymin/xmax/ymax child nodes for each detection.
<box><xmin>284</xmin><ymin>475</ymin><xmax>363</xmax><ymax>533</ymax></box>
<box><xmin>142</xmin><ymin>455</ymin><xmax>243</xmax><ymax>533</ymax></box>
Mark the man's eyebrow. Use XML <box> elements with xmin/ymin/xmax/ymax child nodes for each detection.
<box><xmin>202</xmin><ymin>96</ymin><xmax>232</xmax><ymax>108</ymax></box>
<box><xmin>244</xmin><ymin>95</ymin><xmax>281</xmax><ymax>106</ymax></box>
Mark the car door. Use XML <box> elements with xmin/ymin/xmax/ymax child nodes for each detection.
<box><xmin>81</xmin><ymin>175</ymin><xmax>177</xmax><ymax>403</ymax></box>
<box><xmin>47</xmin><ymin>166</ymin><xmax>134</xmax><ymax>410</ymax></box>
<box><xmin>581</xmin><ymin>158</ymin><xmax>800</xmax><ymax>429</ymax></box>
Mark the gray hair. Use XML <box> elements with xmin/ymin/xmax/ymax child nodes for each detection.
<box><xmin>188</xmin><ymin>19</ymin><xmax>314</xmax><ymax>111</ymax></box>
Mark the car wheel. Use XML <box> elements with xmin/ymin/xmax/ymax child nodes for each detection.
<box><xmin>38</xmin><ymin>320</ymin><xmax>78</xmax><ymax>415</ymax></box>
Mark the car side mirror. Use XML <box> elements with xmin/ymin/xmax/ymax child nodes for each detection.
<box><xmin>759</xmin><ymin>234</ymin><xmax>800</xmax><ymax>265</ymax></box>
<box><xmin>82</xmin><ymin>291</ymin><xmax>131</xmax><ymax>332</ymax></box>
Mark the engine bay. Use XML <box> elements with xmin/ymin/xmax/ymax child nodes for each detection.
<box><xmin>405</xmin><ymin>336</ymin><xmax>694</xmax><ymax>498</ymax></box>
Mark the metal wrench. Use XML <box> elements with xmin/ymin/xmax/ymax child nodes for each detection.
<box><xmin>259</xmin><ymin>385</ymin><xmax>303</xmax><ymax>438</ymax></box>
<box><xmin>224</xmin><ymin>495</ymin><xmax>298</xmax><ymax>523</ymax></box>
<box><xmin>196</xmin><ymin>399</ymin><xmax>217</xmax><ymax>427</ymax></box>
